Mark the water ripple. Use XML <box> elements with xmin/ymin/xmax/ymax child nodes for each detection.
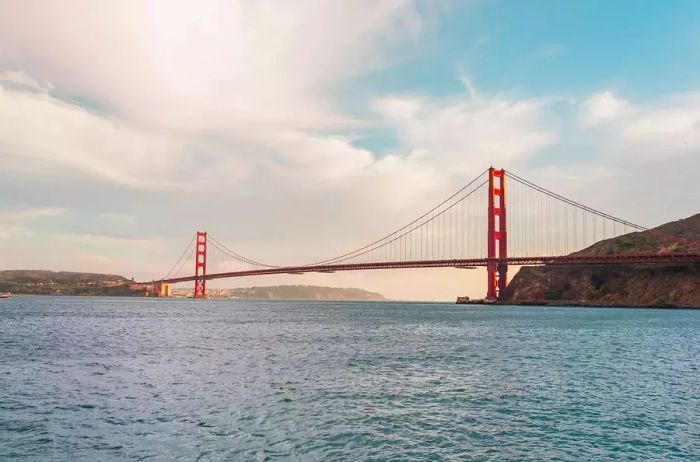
<box><xmin>1</xmin><ymin>297</ymin><xmax>699</xmax><ymax>460</ymax></box>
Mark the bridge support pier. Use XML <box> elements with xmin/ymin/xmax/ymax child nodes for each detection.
<box><xmin>157</xmin><ymin>282</ymin><xmax>172</xmax><ymax>297</ymax></box>
<box><xmin>487</xmin><ymin>167</ymin><xmax>507</xmax><ymax>300</ymax></box>
<box><xmin>146</xmin><ymin>281</ymin><xmax>172</xmax><ymax>297</ymax></box>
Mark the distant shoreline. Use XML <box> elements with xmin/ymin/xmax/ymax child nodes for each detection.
<box><xmin>4</xmin><ymin>292</ymin><xmax>700</xmax><ymax>309</ymax></box>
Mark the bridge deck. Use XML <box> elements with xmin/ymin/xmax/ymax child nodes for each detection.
<box><xmin>156</xmin><ymin>253</ymin><xmax>700</xmax><ymax>284</ymax></box>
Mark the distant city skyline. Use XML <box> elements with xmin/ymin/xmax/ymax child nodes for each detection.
<box><xmin>1</xmin><ymin>1</ymin><xmax>699</xmax><ymax>300</ymax></box>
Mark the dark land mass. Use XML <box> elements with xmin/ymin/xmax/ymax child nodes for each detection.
<box><xmin>0</xmin><ymin>270</ymin><xmax>142</xmax><ymax>296</ymax></box>
<box><xmin>0</xmin><ymin>272</ymin><xmax>387</xmax><ymax>301</ymax></box>
<box><xmin>173</xmin><ymin>285</ymin><xmax>386</xmax><ymax>301</ymax></box>
<box><xmin>500</xmin><ymin>213</ymin><xmax>700</xmax><ymax>308</ymax></box>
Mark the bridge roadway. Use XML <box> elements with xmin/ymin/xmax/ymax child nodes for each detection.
<box><xmin>156</xmin><ymin>252</ymin><xmax>700</xmax><ymax>285</ymax></box>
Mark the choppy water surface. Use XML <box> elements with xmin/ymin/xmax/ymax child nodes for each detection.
<box><xmin>1</xmin><ymin>297</ymin><xmax>699</xmax><ymax>461</ymax></box>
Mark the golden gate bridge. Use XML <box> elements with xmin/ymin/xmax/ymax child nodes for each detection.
<box><xmin>148</xmin><ymin>168</ymin><xmax>700</xmax><ymax>300</ymax></box>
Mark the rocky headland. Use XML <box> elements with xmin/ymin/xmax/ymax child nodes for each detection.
<box><xmin>500</xmin><ymin>213</ymin><xmax>700</xmax><ymax>308</ymax></box>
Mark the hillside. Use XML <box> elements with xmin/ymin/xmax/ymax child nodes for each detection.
<box><xmin>0</xmin><ymin>270</ymin><xmax>140</xmax><ymax>296</ymax></box>
<box><xmin>173</xmin><ymin>285</ymin><xmax>386</xmax><ymax>301</ymax></box>
<box><xmin>500</xmin><ymin>213</ymin><xmax>700</xmax><ymax>308</ymax></box>
<box><xmin>575</xmin><ymin>213</ymin><xmax>700</xmax><ymax>256</ymax></box>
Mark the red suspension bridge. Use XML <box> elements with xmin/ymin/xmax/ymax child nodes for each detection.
<box><xmin>149</xmin><ymin>168</ymin><xmax>700</xmax><ymax>300</ymax></box>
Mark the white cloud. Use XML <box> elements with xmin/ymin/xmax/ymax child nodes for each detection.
<box><xmin>623</xmin><ymin>93</ymin><xmax>700</xmax><ymax>151</ymax></box>
<box><xmin>0</xmin><ymin>0</ymin><xmax>440</xmax><ymax>193</ymax></box>
<box><xmin>0</xmin><ymin>1</ymin><xmax>455</xmax><ymax>289</ymax></box>
<box><xmin>580</xmin><ymin>90</ymin><xmax>700</xmax><ymax>155</ymax></box>
<box><xmin>0</xmin><ymin>70</ymin><xmax>53</xmax><ymax>92</ymax></box>
<box><xmin>0</xmin><ymin>0</ymin><xmax>433</xmax><ymax>133</ymax></box>
<box><xmin>580</xmin><ymin>91</ymin><xmax>630</xmax><ymax>126</ymax></box>
<box><xmin>0</xmin><ymin>82</ymin><xmax>382</xmax><ymax>194</ymax></box>
<box><xmin>558</xmin><ymin>89</ymin><xmax>700</xmax><ymax>229</ymax></box>
<box><xmin>373</xmin><ymin>88</ymin><xmax>557</xmax><ymax>173</ymax></box>
<box><xmin>0</xmin><ymin>85</ymin><xmax>187</xmax><ymax>189</ymax></box>
<box><xmin>256</xmin><ymin>130</ymin><xmax>374</xmax><ymax>181</ymax></box>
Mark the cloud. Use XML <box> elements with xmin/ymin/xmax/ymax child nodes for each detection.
<box><xmin>0</xmin><ymin>1</ymin><xmax>454</xmax><ymax>287</ymax></box>
<box><xmin>0</xmin><ymin>207</ymin><xmax>66</xmax><ymax>240</ymax></box>
<box><xmin>622</xmin><ymin>93</ymin><xmax>700</xmax><ymax>152</ymax></box>
<box><xmin>580</xmin><ymin>90</ymin><xmax>700</xmax><ymax>155</ymax></box>
<box><xmin>0</xmin><ymin>85</ymin><xmax>187</xmax><ymax>189</ymax></box>
<box><xmin>0</xmin><ymin>82</ymin><xmax>381</xmax><ymax>196</ymax></box>
<box><xmin>61</xmin><ymin>233</ymin><xmax>157</xmax><ymax>248</ymax></box>
<box><xmin>373</xmin><ymin>86</ymin><xmax>557</xmax><ymax>173</ymax></box>
<box><xmin>0</xmin><ymin>207</ymin><xmax>66</xmax><ymax>221</ymax></box>
<box><xmin>580</xmin><ymin>91</ymin><xmax>631</xmax><ymax>126</ymax></box>
<box><xmin>0</xmin><ymin>70</ymin><xmax>53</xmax><ymax>92</ymax></box>
<box><xmin>0</xmin><ymin>0</ymin><xmax>433</xmax><ymax>133</ymax></box>
<box><xmin>554</xmin><ymin>89</ymin><xmax>700</xmax><ymax>229</ymax></box>
<box><xmin>0</xmin><ymin>0</ymin><xmax>438</xmax><ymax>194</ymax></box>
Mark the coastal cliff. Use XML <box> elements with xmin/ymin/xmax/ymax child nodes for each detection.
<box><xmin>500</xmin><ymin>213</ymin><xmax>700</xmax><ymax>308</ymax></box>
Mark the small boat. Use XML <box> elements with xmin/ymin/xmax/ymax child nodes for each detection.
<box><xmin>0</xmin><ymin>292</ymin><xmax>11</xmax><ymax>299</ymax></box>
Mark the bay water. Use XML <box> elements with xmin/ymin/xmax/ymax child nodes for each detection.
<box><xmin>1</xmin><ymin>297</ymin><xmax>699</xmax><ymax>460</ymax></box>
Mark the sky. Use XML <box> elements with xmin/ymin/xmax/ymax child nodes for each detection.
<box><xmin>1</xmin><ymin>0</ymin><xmax>699</xmax><ymax>300</ymax></box>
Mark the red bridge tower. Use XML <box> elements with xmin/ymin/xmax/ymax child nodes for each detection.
<box><xmin>487</xmin><ymin>167</ymin><xmax>507</xmax><ymax>300</ymax></box>
<box><xmin>194</xmin><ymin>231</ymin><xmax>207</xmax><ymax>298</ymax></box>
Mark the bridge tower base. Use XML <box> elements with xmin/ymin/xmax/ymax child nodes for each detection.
<box><xmin>487</xmin><ymin>168</ymin><xmax>507</xmax><ymax>300</ymax></box>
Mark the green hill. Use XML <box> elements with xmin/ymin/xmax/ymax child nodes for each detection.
<box><xmin>575</xmin><ymin>213</ymin><xmax>700</xmax><ymax>256</ymax></box>
<box><xmin>0</xmin><ymin>270</ymin><xmax>140</xmax><ymax>296</ymax></box>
